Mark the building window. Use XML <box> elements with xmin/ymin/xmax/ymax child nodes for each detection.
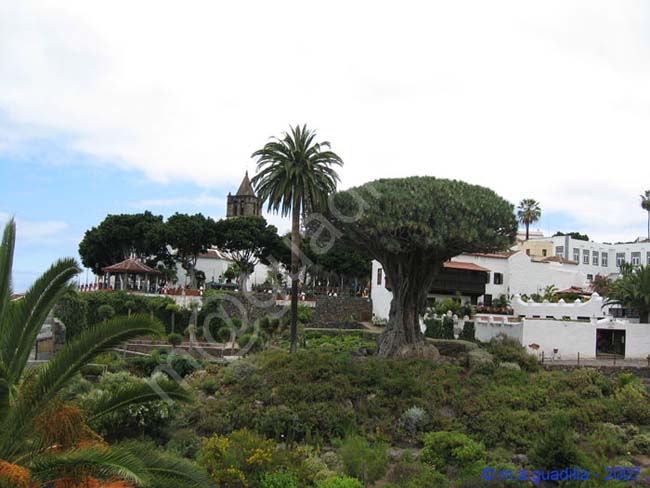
<box><xmin>592</xmin><ymin>251</ymin><xmax>599</xmax><ymax>266</ymax></box>
<box><xmin>602</xmin><ymin>253</ymin><xmax>608</xmax><ymax>267</ymax></box>
<box><xmin>583</xmin><ymin>250</ymin><xmax>590</xmax><ymax>265</ymax></box>
<box><xmin>587</xmin><ymin>274</ymin><xmax>593</xmax><ymax>281</ymax></box>
<box><xmin>494</xmin><ymin>272</ymin><xmax>503</xmax><ymax>285</ymax></box>
<box><xmin>631</xmin><ymin>252</ymin><xmax>641</xmax><ymax>266</ymax></box>
<box><xmin>542</xmin><ymin>249</ymin><xmax>547</xmax><ymax>257</ymax></box>
<box><xmin>616</xmin><ymin>253</ymin><xmax>626</xmax><ymax>267</ymax></box>
<box><xmin>555</xmin><ymin>246</ymin><xmax>564</xmax><ymax>257</ymax></box>
<box><xmin>377</xmin><ymin>268</ymin><xmax>382</xmax><ymax>285</ymax></box>
<box><xmin>573</xmin><ymin>249</ymin><xmax>580</xmax><ymax>262</ymax></box>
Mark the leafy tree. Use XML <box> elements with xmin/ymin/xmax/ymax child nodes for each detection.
<box><xmin>338</xmin><ymin>435</ymin><xmax>389</xmax><ymax>487</ymax></box>
<box><xmin>97</xmin><ymin>304</ymin><xmax>115</xmax><ymax>323</ymax></box>
<box><xmin>328</xmin><ymin>177</ymin><xmax>516</xmax><ymax>358</ymax></box>
<box><xmin>641</xmin><ymin>190</ymin><xmax>650</xmax><ymax>241</ymax></box>
<box><xmin>605</xmin><ymin>264</ymin><xmax>650</xmax><ymax>323</ymax></box>
<box><xmin>78</xmin><ymin>211</ymin><xmax>169</xmax><ymax>274</ymax></box>
<box><xmin>0</xmin><ymin>219</ymin><xmax>211</xmax><ymax>487</ymax></box>
<box><xmin>251</xmin><ymin>124</ymin><xmax>343</xmax><ymax>353</ymax></box>
<box><xmin>166</xmin><ymin>213</ymin><xmax>217</xmax><ymax>289</ymax></box>
<box><xmin>315</xmin><ymin>239</ymin><xmax>371</xmax><ymax>293</ymax></box>
<box><xmin>516</xmin><ymin>198</ymin><xmax>541</xmax><ymax>240</ymax></box>
<box><xmin>553</xmin><ymin>231</ymin><xmax>589</xmax><ymax>241</ymax></box>
<box><xmin>591</xmin><ymin>274</ymin><xmax>612</xmax><ymax>295</ymax></box>
<box><xmin>214</xmin><ymin>216</ymin><xmax>280</xmax><ymax>291</ymax></box>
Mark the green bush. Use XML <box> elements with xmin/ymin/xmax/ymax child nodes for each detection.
<box><xmin>421</xmin><ymin>431</ymin><xmax>487</xmax><ymax>476</ymax></box>
<box><xmin>442</xmin><ymin>316</ymin><xmax>455</xmax><ymax>339</ymax></box>
<box><xmin>487</xmin><ymin>335</ymin><xmax>539</xmax><ymax>372</ymax></box>
<box><xmin>424</xmin><ymin>318</ymin><xmax>443</xmax><ymax>338</ymax></box>
<box><xmin>260</xmin><ymin>470</ymin><xmax>299</xmax><ymax>488</ymax></box>
<box><xmin>529</xmin><ymin>414</ymin><xmax>585</xmax><ymax>471</ymax></box>
<box><xmin>387</xmin><ymin>461</ymin><xmax>449</xmax><ymax>488</ymax></box>
<box><xmin>237</xmin><ymin>333</ymin><xmax>264</xmax><ymax>353</ymax></box>
<box><xmin>97</xmin><ymin>303</ymin><xmax>115</xmax><ymax>322</ymax></box>
<box><xmin>168</xmin><ymin>332</ymin><xmax>184</xmax><ymax>348</ymax></box>
<box><xmin>338</xmin><ymin>435</ymin><xmax>389</xmax><ymax>486</ymax></box>
<box><xmin>458</xmin><ymin>321</ymin><xmax>476</xmax><ymax>341</ymax></box>
<box><xmin>627</xmin><ymin>434</ymin><xmax>650</xmax><ymax>455</ymax></box>
<box><xmin>315</xmin><ymin>476</ymin><xmax>363</xmax><ymax>488</ymax></box>
<box><xmin>54</xmin><ymin>290</ymin><xmax>88</xmax><ymax>341</ymax></box>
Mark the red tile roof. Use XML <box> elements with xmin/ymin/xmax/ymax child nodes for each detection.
<box><xmin>444</xmin><ymin>261</ymin><xmax>491</xmax><ymax>272</ymax></box>
<box><xmin>464</xmin><ymin>251</ymin><xmax>515</xmax><ymax>260</ymax></box>
<box><xmin>102</xmin><ymin>258</ymin><xmax>161</xmax><ymax>275</ymax></box>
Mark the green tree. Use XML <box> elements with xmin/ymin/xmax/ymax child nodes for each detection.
<box><xmin>553</xmin><ymin>231</ymin><xmax>589</xmax><ymax>241</ymax></box>
<box><xmin>641</xmin><ymin>190</ymin><xmax>650</xmax><ymax>241</ymax></box>
<box><xmin>0</xmin><ymin>219</ymin><xmax>211</xmax><ymax>487</ymax></box>
<box><xmin>328</xmin><ymin>177</ymin><xmax>516</xmax><ymax>358</ymax></box>
<box><xmin>166</xmin><ymin>213</ymin><xmax>217</xmax><ymax>289</ymax></box>
<box><xmin>605</xmin><ymin>264</ymin><xmax>650</xmax><ymax>323</ymax></box>
<box><xmin>338</xmin><ymin>435</ymin><xmax>389</xmax><ymax>487</ymax></box>
<box><xmin>166</xmin><ymin>303</ymin><xmax>182</xmax><ymax>334</ymax></box>
<box><xmin>97</xmin><ymin>304</ymin><xmax>115</xmax><ymax>323</ymax></box>
<box><xmin>251</xmin><ymin>124</ymin><xmax>343</xmax><ymax>353</ymax></box>
<box><xmin>214</xmin><ymin>216</ymin><xmax>281</xmax><ymax>291</ymax></box>
<box><xmin>517</xmin><ymin>198</ymin><xmax>541</xmax><ymax>241</ymax></box>
<box><xmin>78</xmin><ymin>211</ymin><xmax>170</xmax><ymax>275</ymax></box>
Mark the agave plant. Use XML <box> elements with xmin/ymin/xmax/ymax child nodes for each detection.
<box><xmin>0</xmin><ymin>219</ymin><xmax>213</xmax><ymax>487</ymax></box>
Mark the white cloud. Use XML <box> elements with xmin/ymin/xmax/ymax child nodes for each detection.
<box><xmin>0</xmin><ymin>212</ymin><xmax>69</xmax><ymax>243</ymax></box>
<box><xmin>1</xmin><ymin>1</ymin><xmax>650</xmax><ymax>241</ymax></box>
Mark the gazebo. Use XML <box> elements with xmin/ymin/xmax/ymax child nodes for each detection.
<box><xmin>101</xmin><ymin>258</ymin><xmax>161</xmax><ymax>293</ymax></box>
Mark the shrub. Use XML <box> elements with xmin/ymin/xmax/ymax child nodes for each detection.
<box><xmin>499</xmin><ymin>362</ymin><xmax>521</xmax><ymax>371</ymax></box>
<box><xmin>338</xmin><ymin>435</ymin><xmax>389</xmax><ymax>486</ymax></box>
<box><xmin>169</xmin><ymin>354</ymin><xmax>198</xmax><ymax>378</ymax></box>
<box><xmin>615</xmin><ymin>383</ymin><xmax>650</xmax><ymax>424</ymax></box>
<box><xmin>398</xmin><ymin>406</ymin><xmax>430</xmax><ymax>438</ymax></box>
<box><xmin>237</xmin><ymin>333</ymin><xmax>264</xmax><ymax>353</ymax></box>
<box><xmin>458</xmin><ymin>321</ymin><xmax>475</xmax><ymax>341</ymax></box>
<box><xmin>529</xmin><ymin>414</ymin><xmax>585</xmax><ymax>471</ymax></box>
<box><xmin>442</xmin><ymin>316</ymin><xmax>455</xmax><ymax>339</ymax></box>
<box><xmin>260</xmin><ymin>470</ymin><xmax>300</xmax><ymax>488</ymax></box>
<box><xmin>54</xmin><ymin>290</ymin><xmax>89</xmax><ymax>341</ymax></box>
<box><xmin>258</xmin><ymin>405</ymin><xmax>304</xmax><ymax>443</ymax></box>
<box><xmin>421</xmin><ymin>431</ymin><xmax>486</xmax><ymax>476</ymax></box>
<box><xmin>298</xmin><ymin>304</ymin><xmax>314</xmax><ymax>323</ymax></box>
<box><xmin>627</xmin><ymin>434</ymin><xmax>650</xmax><ymax>455</ymax></box>
<box><xmin>97</xmin><ymin>304</ymin><xmax>115</xmax><ymax>322</ymax></box>
<box><xmin>487</xmin><ymin>335</ymin><xmax>539</xmax><ymax>372</ymax></box>
<box><xmin>316</xmin><ymin>476</ymin><xmax>364</xmax><ymax>488</ymax></box>
<box><xmin>168</xmin><ymin>332</ymin><xmax>184</xmax><ymax>348</ymax></box>
<box><xmin>388</xmin><ymin>461</ymin><xmax>449</xmax><ymax>488</ymax></box>
<box><xmin>434</xmin><ymin>298</ymin><xmax>460</xmax><ymax>315</ymax></box>
<box><xmin>424</xmin><ymin>318</ymin><xmax>443</xmax><ymax>339</ymax></box>
<box><xmin>78</xmin><ymin>371</ymin><xmax>178</xmax><ymax>441</ymax></box>
<box><xmin>468</xmin><ymin>349</ymin><xmax>494</xmax><ymax>370</ymax></box>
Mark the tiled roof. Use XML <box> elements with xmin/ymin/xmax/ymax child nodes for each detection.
<box><xmin>539</xmin><ymin>256</ymin><xmax>578</xmax><ymax>265</ymax></box>
<box><xmin>464</xmin><ymin>251</ymin><xmax>515</xmax><ymax>260</ymax></box>
<box><xmin>444</xmin><ymin>261</ymin><xmax>491</xmax><ymax>272</ymax></box>
<box><xmin>557</xmin><ymin>286</ymin><xmax>590</xmax><ymax>295</ymax></box>
<box><xmin>102</xmin><ymin>258</ymin><xmax>161</xmax><ymax>274</ymax></box>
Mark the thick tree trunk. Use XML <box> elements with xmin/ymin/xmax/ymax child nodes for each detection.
<box><xmin>525</xmin><ymin>223</ymin><xmax>530</xmax><ymax>241</ymax></box>
<box><xmin>239</xmin><ymin>272</ymin><xmax>251</xmax><ymax>292</ymax></box>
<box><xmin>377</xmin><ymin>261</ymin><xmax>440</xmax><ymax>359</ymax></box>
<box><xmin>290</xmin><ymin>199</ymin><xmax>301</xmax><ymax>353</ymax></box>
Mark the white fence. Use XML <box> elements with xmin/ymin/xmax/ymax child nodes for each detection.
<box><xmin>510</xmin><ymin>293</ymin><xmax>609</xmax><ymax>320</ymax></box>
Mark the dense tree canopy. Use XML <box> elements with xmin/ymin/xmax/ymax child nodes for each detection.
<box><xmin>328</xmin><ymin>176</ymin><xmax>517</xmax><ymax>358</ymax></box>
<box><xmin>166</xmin><ymin>213</ymin><xmax>217</xmax><ymax>289</ymax></box>
<box><xmin>78</xmin><ymin>211</ymin><xmax>169</xmax><ymax>274</ymax></box>
<box><xmin>214</xmin><ymin>216</ymin><xmax>280</xmax><ymax>290</ymax></box>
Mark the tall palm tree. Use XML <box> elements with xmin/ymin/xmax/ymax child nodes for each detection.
<box><xmin>251</xmin><ymin>124</ymin><xmax>343</xmax><ymax>353</ymax></box>
<box><xmin>641</xmin><ymin>190</ymin><xmax>650</xmax><ymax>241</ymax></box>
<box><xmin>517</xmin><ymin>199</ymin><xmax>542</xmax><ymax>241</ymax></box>
<box><xmin>0</xmin><ymin>219</ymin><xmax>213</xmax><ymax>487</ymax></box>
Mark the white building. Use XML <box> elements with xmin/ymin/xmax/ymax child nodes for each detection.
<box><xmin>181</xmin><ymin>248</ymin><xmax>270</xmax><ymax>290</ymax></box>
<box><xmin>532</xmin><ymin>235</ymin><xmax>650</xmax><ymax>282</ymax></box>
<box><xmin>371</xmin><ymin>250</ymin><xmax>589</xmax><ymax>321</ymax></box>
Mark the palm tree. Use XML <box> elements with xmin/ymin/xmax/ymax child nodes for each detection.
<box><xmin>517</xmin><ymin>199</ymin><xmax>542</xmax><ymax>240</ymax></box>
<box><xmin>251</xmin><ymin>124</ymin><xmax>343</xmax><ymax>353</ymax></box>
<box><xmin>641</xmin><ymin>190</ymin><xmax>650</xmax><ymax>241</ymax></box>
<box><xmin>0</xmin><ymin>219</ymin><xmax>213</xmax><ymax>487</ymax></box>
<box><xmin>605</xmin><ymin>264</ymin><xmax>650</xmax><ymax>323</ymax></box>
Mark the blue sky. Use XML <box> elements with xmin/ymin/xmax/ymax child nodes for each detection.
<box><xmin>2</xmin><ymin>1</ymin><xmax>650</xmax><ymax>291</ymax></box>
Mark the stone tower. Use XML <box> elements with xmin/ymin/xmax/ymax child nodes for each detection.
<box><xmin>227</xmin><ymin>171</ymin><xmax>262</xmax><ymax>218</ymax></box>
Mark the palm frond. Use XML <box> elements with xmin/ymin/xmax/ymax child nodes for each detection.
<box><xmin>0</xmin><ymin>315</ymin><xmax>163</xmax><ymax>460</ymax></box>
<box><xmin>29</xmin><ymin>445</ymin><xmax>150</xmax><ymax>486</ymax></box>
<box><xmin>0</xmin><ymin>219</ymin><xmax>16</xmax><ymax>355</ymax></box>
<box><xmin>4</xmin><ymin>258</ymin><xmax>80</xmax><ymax>386</ymax></box>
<box><xmin>87</xmin><ymin>379</ymin><xmax>191</xmax><ymax>423</ymax></box>
<box><xmin>120</xmin><ymin>442</ymin><xmax>214</xmax><ymax>488</ymax></box>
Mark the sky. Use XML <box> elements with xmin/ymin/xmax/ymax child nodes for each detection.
<box><xmin>1</xmin><ymin>1</ymin><xmax>650</xmax><ymax>291</ymax></box>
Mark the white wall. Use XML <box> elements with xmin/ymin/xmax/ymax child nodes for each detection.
<box><xmin>511</xmin><ymin>293</ymin><xmax>608</xmax><ymax>319</ymax></box>
<box><xmin>475</xmin><ymin>318</ymin><xmax>523</xmax><ymax>343</ymax></box>
<box><xmin>520</xmin><ymin>318</ymin><xmax>650</xmax><ymax>360</ymax></box>
<box><xmin>371</xmin><ymin>260</ymin><xmax>392</xmax><ymax>320</ymax></box>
